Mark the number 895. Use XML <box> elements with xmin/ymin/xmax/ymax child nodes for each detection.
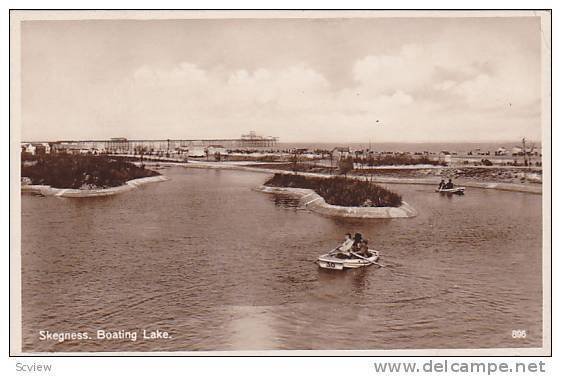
<box><xmin>512</xmin><ymin>329</ymin><xmax>527</xmax><ymax>338</ymax></box>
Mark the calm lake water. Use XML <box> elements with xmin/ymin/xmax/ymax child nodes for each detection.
<box><xmin>21</xmin><ymin>167</ymin><xmax>542</xmax><ymax>352</ymax></box>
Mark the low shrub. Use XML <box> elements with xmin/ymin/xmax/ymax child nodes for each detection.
<box><xmin>21</xmin><ymin>154</ymin><xmax>160</xmax><ymax>189</ymax></box>
<box><xmin>355</xmin><ymin>154</ymin><xmax>446</xmax><ymax>166</ymax></box>
<box><xmin>264</xmin><ymin>173</ymin><xmax>402</xmax><ymax>207</ymax></box>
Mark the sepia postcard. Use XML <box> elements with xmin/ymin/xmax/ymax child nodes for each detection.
<box><xmin>9</xmin><ymin>10</ymin><xmax>551</xmax><ymax>356</ymax></box>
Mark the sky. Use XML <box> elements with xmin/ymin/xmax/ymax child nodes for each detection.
<box><xmin>20</xmin><ymin>16</ymin><xmax>544</xmax><ymax>142</ymax></box>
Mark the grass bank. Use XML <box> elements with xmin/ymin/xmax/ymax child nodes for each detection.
<box><xmin>264</xmin><ymin>173</ymin><xmax>402</xmax><ymax>207</ymax></box>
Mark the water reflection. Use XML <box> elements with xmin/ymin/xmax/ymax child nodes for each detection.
<box><xmin>226</xmin><ymin>305</ymin><xmax>279</xmax><ymax>350</ymax></box>
<box><xmin>270</xmin><ymin>193</ymin><xmax>301</xmax><ymax>209</ymax></box>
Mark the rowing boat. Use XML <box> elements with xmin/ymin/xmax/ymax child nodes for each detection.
<box><xmin>435</xmin><ymin>187</ymin><xmax>465</xmax><ymax>194</ymax></box>
<box><xmin>317</xmin><ymin>250</ymin><xmax>380</xmax><ymax>270</ymax></box>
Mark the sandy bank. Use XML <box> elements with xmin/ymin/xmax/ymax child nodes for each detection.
<box><xmin>183</xmin><ymin>161</ymin><xmax>542</xmax><ymax>195</ymax></box>
<box><xmin>21</xmin><ymin>175</ymin><xmax>169</xmax><ymax>198</ymax></box>
<box><xmin>255</xmin><ymin>186</ymin><xmax>417</xmax><ymax>219</ymax></box>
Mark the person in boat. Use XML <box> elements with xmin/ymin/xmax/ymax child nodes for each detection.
<box><xmin>351</xmin><ymin>233</ymin><xmax>363</xmax><ymax>253</ymax></box>
<box><xmin>443</xmin><ymin>179</ymin><xmax>454</xmax><ymax>189</ymax></box>
<box><xmin>438</xmin><ymin>179</ymin><xmax>446</xmax><ymax>190</ymax></box>
<box><xmin>357</xmin><ymin>239</ymin><xmax>370</xmax><ymax>257</ymax></box>
<box><xmin>336</xmin><ymin>233</ymin><xmax>354</xmax><ymax>258</ymax></box>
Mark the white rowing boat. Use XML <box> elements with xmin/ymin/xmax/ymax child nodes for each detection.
<box><xmin>317</xmin><ymin>250</ymin><xmax>380</xmax><ymax>270</ymax></box>
<box><xmin>435</xmin><ymin>187</ymin><xmax>465</xmax><ymax>194</ymax></box>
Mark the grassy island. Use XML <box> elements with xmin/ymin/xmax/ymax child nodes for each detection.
<box><xmin>21</xmin><ymin>154</ymin><xmax>160</xmax><ymax>189</ymax></box>
<box><xmin>264</xmin><ymin>173</ymin><xmax>402</xmax><ymax>207</ymax></box>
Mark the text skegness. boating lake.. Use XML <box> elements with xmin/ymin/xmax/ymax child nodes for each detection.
<box><xmin>21</xmin><ymin>167</ymin><xmax>542</xmax><ymax>351</ymax></box>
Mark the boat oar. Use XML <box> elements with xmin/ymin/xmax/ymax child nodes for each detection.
<box><xmin>327</xmin><ymin>247</ymin><xmax>341</xmax><ymax>256</ymax></box>
<box><xmin>350</xmin><ymin>251</ymin><xmax>385</xmax><ymax>268</ymax></box>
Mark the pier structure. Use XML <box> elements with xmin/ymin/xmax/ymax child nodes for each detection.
<box><xmin>44</xmin><ymin>135</ymin><xmax>279</xmax><ymax>154</ymax></box>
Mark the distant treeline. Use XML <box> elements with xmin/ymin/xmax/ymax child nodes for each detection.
<box><xmin>21</xmin><ymin>154</ymin><xmax>159</xmax><ymax>189</ymax></box>
<box><xmin>264</xmin><ymin>173</ymin><xmax>402</xmax><ymax>208</ymax></box>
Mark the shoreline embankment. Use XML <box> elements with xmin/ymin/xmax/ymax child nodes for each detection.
<box><xmin>255</xmin><ymin>185</ymin><xmax>417</xmax><ymax>219</ymax></box>
<box><xmin>21</xmin><ymin>175</ymin><xmax>169</xmax><ymax>198</ymax></box>
<box><xmin>182</xmin><ymin>161</ymin><xmax>542</xmax><ymax>195</ymax></box>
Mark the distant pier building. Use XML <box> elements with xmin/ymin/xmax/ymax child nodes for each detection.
<box><xmin>32</xmin><ymin>131</ymin><xmax>278</xmax><ymax>155</ymax></box>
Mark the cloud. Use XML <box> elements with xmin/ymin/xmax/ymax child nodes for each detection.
<box><xmin>108</xmin><ymin>48</ymin><xmax>541</xmax><ymax>142</ymax></box>
<box><xmin>352</xmin><ymin>44</ymin><xmax>434</xmax><ymax>95</ymax></box>
<box><xmin>122</xmin><ymin>61</ymin><xmax>428</xmax><ymax>141</ymax></box>
<box><xmin>21</xmin><ymin>17</ymin><xmax>544</xmax><ymax>142</ymax></box>
<box><xmin>23</xmin><ymin>41</ymin><xmax>541</xmax><ymax>142</ymax></box>
<box><xmin>352</xmin><ymin>40</ymin><xmax>540</xmax><ymax>115</ymax></box>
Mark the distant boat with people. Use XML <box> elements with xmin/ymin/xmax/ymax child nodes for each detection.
<box><xmin>436</xmin><ymin>179</ymin><xmax>465</xmax><ymax>195</ymax></box>
<box><xmin>435</xmin><ymin>187</ymin><xmax>465</xmax><ymax>195</ymax></box>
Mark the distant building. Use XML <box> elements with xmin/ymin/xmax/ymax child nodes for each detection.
<box><xmin>188</xmin><ymin>148</ymin><xmax>206</xmax><ymax>157</ymax></box>
<box><xmin>21</xmin><ymin>142</ymin><xmax>52</xmax><ymax>155</ymax></box>
<box><xmin>529</xmin><ymin>148</ymin><xmax>541</xmax><ymax>157</ymax></box>
<box><xmin>241</xmin><ymin>131</ymin><xmax>259</xmax><ymax>141</ymax></box>
<box><xmin>21</xmin><ymin>143</ymin><xmax>35</xmax><ymax>155</ymax></box>
<box><xmin>51</xmin><ymin>142</ymin><xmax>83</xmax><ymax>154</ymax></box>
<box><xmin>188</xmin><ymin>141</ymin><xmax>206</xmax><ymax>157</ymax></box>
<box><xmin>511</xmin><ymin>147</ymin><xmax>524</xmax><ymax>156</ymax></box>
<box><xmin>331</xmin><ymin>147</ymin><xmax>351</xmax><ymax>160</ymax></box>
<box><xmin>107</xmin><ymin>138</ymin><xmax>129</xmax><ymax>153</ymax></box>
<box><xmin>240</xmin><ymin>131</ymin><xmax>278</xmax><ymax>147</ymax></box>
<box><xmin>495</xmin><ymin>147</ymin><xmax>507</xmax><ymax>156</ymax></box>
<box><xmin>439</xmin><ymin>151</ymin><xmax>452</xmax><ymax>163</ymax></box>
<box><xmin>206</xmin><ymin>145</ymin><xmax>228</xmax><ymax>156</ymax></box>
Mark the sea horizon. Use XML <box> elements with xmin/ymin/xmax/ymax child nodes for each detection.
<box><xmin>275</xmin><ymin>141</ymin><xmax>542</xmax><ymax>153</ymax></box>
